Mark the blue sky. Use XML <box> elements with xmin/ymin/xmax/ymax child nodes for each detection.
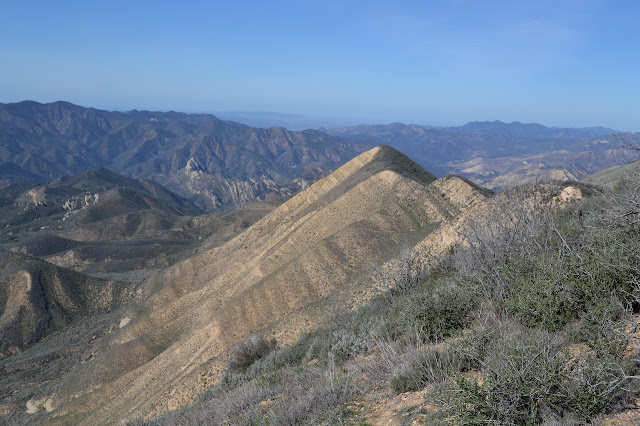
<box><xmin>1</xmin><ymin>0</ymin><xmax>639</xmax><ymax>130</ymax></box>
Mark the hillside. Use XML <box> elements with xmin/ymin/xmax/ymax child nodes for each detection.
<box><xmin>0</xmin><ymin>166</ymin><xmax>200</xmax><ymax>250</ymax></box>
<box><xmin>0</xmin><ymin>167</ymin><xmax>282</xmax><ymax>281</ymax></box>
<box><xmin>141</xmin><ymin>177</ymin><xmax>640</xmax><ymax>425</ymax></box>
<box><xmin>0</xmin><ymin>250</ymin><xmax>139</xmax><ymax>358</ymax></box>
<box><xmin>0</xmin><ymin>101</ymin><xmax>367</xmax><ymax>210</ymax></box>
<box><xmin>0</xmin><ymin>146</ymin><xmax>491</xmax><ymax>424</ymax></box>
<box><xmin>453</xmin><ymin>148</ymin><xmax>640</xmax><ymax>189</ymax></box>
<box><xmin>583</xmin><ymin>159</ymin><xmax>640</xmax><ymax>188</ymax></box>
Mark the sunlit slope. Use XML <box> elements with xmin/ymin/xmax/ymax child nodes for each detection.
<box><xmin>583</xmin><ymin>159</ymin><xmax>640</xmax><ymax>188</ymax></box>
<box><xmin>10</xmin><ymin>146</ymin><xmax>490</xmax><ymax>424</ymax></box>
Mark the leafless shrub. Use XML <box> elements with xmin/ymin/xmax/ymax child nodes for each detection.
<box><xmin>358</xmin><ymin>338</ymin><xmax>409</xmax><ymax>385</ymax></box>
<box><xmin>449</xmin><ymin>183</ymin><xmax>563</xmax><ymax>298</ymax></box>
<box><xmin>469</xmin><ymin>185</ymin><xmax>552</xmax><ymax>256</ymax></box>
<box><xmin>594</xmin><ymin>171</ymin><xmax>640</xmax><ymax>229</ymax></box>
<box><xmin>612</xmin><ymin>132</ymin><xmax>640</xmax><ymax>151</ymax></box>
<box><xmin>391</xmin><ymin>342</ymin><xmax>475</xmax><ymax>393</ymax></box>
<box><xmin>227</xmin><ymin>334</ymin><xmax>277</xmax><ymax>373</ymax></box>
<box><xmin>263</xmin><ymin>356</ymin><xmax>360</xmax><ymax>425</ymax></box>
<box><xmin>147</xmin><ymin>378</ymin><xmax>268</xmax><ymax>425</ymax></box>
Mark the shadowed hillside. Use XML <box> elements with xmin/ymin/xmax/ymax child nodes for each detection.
<box><xmin>0</xmin><ymin>168</ymin><xmax>282</xmax><ymax>281</ymax></box>
<box><xmin>2</xmin><ymin>166</ymin><xmax>199</xmax><ymax>234</ymax></box>
<box><xmin>0</xmin><ymin>250</ymin><xmax>139</xmax><ymax>358</ymax></box>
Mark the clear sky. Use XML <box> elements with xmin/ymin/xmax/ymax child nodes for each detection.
<box><xmin>1</xmin><ymin>0</ymin><xmax>638</xmax><ymax>130</ymax></box>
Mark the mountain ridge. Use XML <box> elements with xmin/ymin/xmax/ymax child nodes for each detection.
<box><xmin>0</xmin><ymin>100</ymin><xmax>367</xmax><ymax>210</ymax></box>
<box><xmin>328</xmin><ymin>122</ymin><xmax>640</xmax><ymax>189</ymax></box>
<box><xmin>458</xmin><ymin>120</ymin><xmax>614</xmax><ymax>139</ymax></box>
<box><xmin>0</xmin><ymin>145</ymin><xmax>491</xmax><ymax>424</ymax></box>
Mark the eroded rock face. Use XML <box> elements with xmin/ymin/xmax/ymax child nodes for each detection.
<box><xmin>155</xmin><ymin>164</ymin><xmax>325</xmax><ymax>211</ymax></box>
<box><xmin>557</xmin><ymin>186</ymin><xmax>583</xmax><ymax>203</ymax></box>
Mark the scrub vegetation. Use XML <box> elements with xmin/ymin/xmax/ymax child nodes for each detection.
<box><xmin>131</xmin><ymin>174</ymin><xmax>640</xmax><ymax>425</ymax></box>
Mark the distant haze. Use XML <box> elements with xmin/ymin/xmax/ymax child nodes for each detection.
<box><xmin>210</xmin><ymin>111</ymin><xmax>362</xmax><ymax>131</ymax></box>
<box><xmin>1</xmin><ymin>1</ymin><xmax>639</xmax><ymax>131</ymax></box>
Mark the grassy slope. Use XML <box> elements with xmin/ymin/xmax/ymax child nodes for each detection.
<box><xmin>583</xmin><ymin>159</ymin><xmax>640</xmax><ymax>188</ymax></box>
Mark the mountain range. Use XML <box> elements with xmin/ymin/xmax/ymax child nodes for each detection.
<box><xmin>328</xmin><ymin>122</ymin><xmax>640</xmax><ymax>189</ymax></box>
<box><xmin>2</xmin><ymin>101</ymin><xmax>640</xmax><ymax>423</ymax></box>
<box><xmin>3</xmin><ymin>101</ymin><xmax>639</xmax><ymax>211</ymax></box>
<box><xmin>0</xmin><ymin>101</ymin><xmax>366</xmax><ymax>210</ymax></box>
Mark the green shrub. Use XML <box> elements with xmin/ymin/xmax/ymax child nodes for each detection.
<box><xmin>437</xmin><ymin>323</ymin><xmax>636</xmax><ymax>424</ymax></box>
<box><xmin>576</xmin><ymin>296</ymin><xmax>629</xmax><ymax>358</ymax></box>
<box><xmin>504</xmin><ymin>225</ymin><xmax>640</xmax><ymax>332</ymax></box>
<box><xmin>381</xmin><ymin>277</ymin><xmax>477</xmax><ymax>344</ymax></box>
<box><xmin>329</xmin><ymin>329</ymin><xmax>370</xmax><ymax>361</ymax></box>
<box><xmin>504</xmin><ymin>253</ymin><xmax>578</xmax><ymax>331</ymax></box>
<box><xmin>437</xmin><ymin>327</ymin><xmax>565</xmax><ymax>424</ymax></box>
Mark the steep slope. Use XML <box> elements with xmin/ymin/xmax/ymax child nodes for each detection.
<box><xmin>0</xmin><ymin>146</ymin><xmax>491</xmax><ymax>424</ymax></box>
<box><xmin>0</xmin><ymin>101</ymin><xmax>366</xmax><ymax>210</ymax></box>
<box><xmin>0</xmin><ymin>250</ymin><xmax>138</xmax><ymax>358</ymax></box>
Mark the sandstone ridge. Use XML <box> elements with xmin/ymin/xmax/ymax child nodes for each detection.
<box><xmin>0</xmin><ymin>146</ymin><xmax>491</xmax><ymax>424</ymax></box>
